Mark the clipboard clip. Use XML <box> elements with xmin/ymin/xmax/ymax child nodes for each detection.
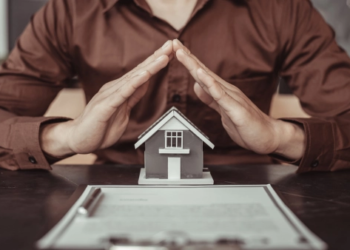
<box><xmin>106</xmin><ymin>231</ymin><xmax>242</xmax><ymax>250</ymax></box>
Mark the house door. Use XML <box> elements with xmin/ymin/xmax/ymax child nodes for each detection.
<box><xmin>168</xmin><ymin>157</ymin><xmax>181</xmax><ymax>179</ymax></box>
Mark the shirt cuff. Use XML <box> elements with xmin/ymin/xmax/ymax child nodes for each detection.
<box><xmin>7</xmin><ymin>116</ymin><xmax>71</xmax><ymax>170</ymax></box>
<box><xmin>276</xmin><ymin>118</ymin><xmax>335</xmax><ymax>173</ymax></box>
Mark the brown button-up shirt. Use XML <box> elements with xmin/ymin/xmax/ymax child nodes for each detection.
<box><xmin>1</xmin><ymin>0</ymin><xmax>350</xmax><ymax>173</ymax></box>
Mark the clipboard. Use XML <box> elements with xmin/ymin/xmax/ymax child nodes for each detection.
<box><xmin>37</xmin><ymin>185</ymin><xmax>327</xmax><ymax>250</ymax></box>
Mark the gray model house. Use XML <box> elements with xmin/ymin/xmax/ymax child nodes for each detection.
<box><xmin>135</xmin><ymin>107</ymin><xmax>214</xmax><ymax>180</ymax></box>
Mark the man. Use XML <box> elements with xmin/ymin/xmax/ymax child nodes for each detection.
<box><xmin>1</xmin><ymin>0</ymin><xmax>350</xmax><ymax>173</ymax></box>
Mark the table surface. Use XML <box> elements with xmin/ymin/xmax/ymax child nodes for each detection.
<box><xmin>0</xmin><ymin>164</ymin><xmax>350</xmax><ymax>250</ymax></box>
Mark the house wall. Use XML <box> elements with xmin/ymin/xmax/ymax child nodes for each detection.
<box><xmin>144</xmin><ymin>130</ymin><xmax>203</xmax><ymax>179</ymax></box>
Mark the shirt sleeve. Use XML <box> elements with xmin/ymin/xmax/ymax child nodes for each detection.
<box><xmin>277</xmin><ymin>0</ymin><xmax>350</xmax><ymax>173</ymax></box>
<box><xmin>0</xmin><ymin>0</ymin><xmax>74</xmax><ymax>170</ymax></box>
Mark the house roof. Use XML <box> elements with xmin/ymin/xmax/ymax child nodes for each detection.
<box><xmin>134</xmin><ymin>107</ymin><xmax>215</xmax><ymax>149</ymax></box>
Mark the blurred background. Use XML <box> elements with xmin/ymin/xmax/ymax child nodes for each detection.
<box><xmin>0</xmin><ymin>0</ymin><xmax>349</xmax><ymax>164</ymax></box>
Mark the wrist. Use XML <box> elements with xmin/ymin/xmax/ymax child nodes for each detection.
<box><xmin>40</xmin><ymin>120</ymin><xmax>75</xmax><ymax>158</ymax></box>
<box><xmin>273</xmin><ymin>120</ymin><xmax>306</xmax><ymax>161</ymax></box>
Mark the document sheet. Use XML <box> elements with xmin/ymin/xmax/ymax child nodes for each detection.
<box><xmin>37</xmin><ymin>185</ymin><xmax>326</xmax><ymax>250</ymax></box>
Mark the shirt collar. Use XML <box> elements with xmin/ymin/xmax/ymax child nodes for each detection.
<box><xmin>102</xmin><ymin>0</ymin><xmax>213</xmax><ymax>14</ymax></box>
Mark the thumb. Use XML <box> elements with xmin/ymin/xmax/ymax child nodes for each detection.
<box><xmin>194</xmin><ymin>82</ymin><xmax>221</xmax><ymax>114</ymax></box>
<box><xmin>127</xmin><ymin>81</ymin><xmax>150</xmax><ymax>110</ymax></box>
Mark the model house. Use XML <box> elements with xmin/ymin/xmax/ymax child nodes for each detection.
<box><xmin>135</xmin><ymin>107</ymin><xmax>214</xmax><ymax>180</ymax></box>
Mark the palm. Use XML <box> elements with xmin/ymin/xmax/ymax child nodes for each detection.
<box><xmin>220</xmin><ymin>107</ymin><xmax>278</xmax><ymax>154</ymax></box>
<box><xmin>99</xmin><ymin>83</ymin><xmax>148</xmax><ymax>149</ymax></box>
<box><xmin>67</xmin><ymin>81</ymin><xmax>149</xmax><ymax>154</ymax></box>
<box><xmin>54</xmin><ymin>41</ymin><xmax>173</xmax><ymax>156</ymax></box>
<box><xmin>67</xmin><ymin>105</ymin><xmax>129</xmax><ymax>154</ymax></box>
<box><xmin>173</xmin><ymin>39</ymin><xmax>281</xmax><ymax>156</ymax></box>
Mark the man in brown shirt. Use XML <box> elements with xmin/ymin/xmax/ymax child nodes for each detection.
<box><xmin>1</xmin><ymin>0</ymin><xmax>350</xmax><ymax>173</ymax></box>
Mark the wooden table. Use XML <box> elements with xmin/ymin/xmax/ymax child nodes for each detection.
<box><xmin>0</xmin><ymin>164</ymin><xmax>349</xmax><ymax>250</ymax></box>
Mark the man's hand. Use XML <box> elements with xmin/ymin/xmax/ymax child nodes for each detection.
<box><xmin>40</xmin><ymin>40</ymin><xmax>173</xmax><ymax>157</ymax></box>
<box><xmin>173</xmin><ymin>39</ymin><xmax>306</xmax><ymax>161</ymax></box>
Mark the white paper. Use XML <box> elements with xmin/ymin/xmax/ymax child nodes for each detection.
<box><xmin>37</xmin><ymin>185</ymin><xmax>327</xmax><ymax>250</ymax></box>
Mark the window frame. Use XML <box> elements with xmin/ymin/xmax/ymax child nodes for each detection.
<box><xmin>165</xmin><ymin>131</ymin><xmax>183</xmax><ymax>149</ymax></box>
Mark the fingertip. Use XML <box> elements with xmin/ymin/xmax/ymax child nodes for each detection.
<box><xmin>193</xmin><ymin>82</ymin><xmax>204</xmax><ymax>96</ymax></box>
<box><xmin>163</xmin><ymin>54</ymin><xmax>170</xmax><ymax>63</ymax></box>
<box><xmin>154</xmin><ymin>55</ymin><xmax>170</xmax><ymax>70</ymax></box>
<box><xmin>193</xmin><ymin>82</ymin><xmax>219</xmax><ymax>112</ymax></box>
<box><xmin>161</xmin><ymin>40</ymin><xmax>171</xmax><ymax>50</ymax></box>
<box><xmin>176</xmin><ymin>49</ymin><xmax>186</xmax><ymax>61</ymax></box>
<box><xmin>193</xmin><ymin>81</ymin><xmax>201</xmax><ymax>92</ymax></box>
<box><xmin>158</xmin><ymin>40</ymin><xmax>173</xmax><ymax>57</ymax></box>
<box><xmin>173</xmin><ymin>39</ymin><xmax>182</xmax><ymax>51</ymax></box>
<box><xmin>173</xmin><ymin>39</ymin><xmax>182</xmax><ymax>46</ymax></box>
<box><xmin>193</xmin><ymin>81</ymin><xmax>200</xmax><ymax>90</ymax></box>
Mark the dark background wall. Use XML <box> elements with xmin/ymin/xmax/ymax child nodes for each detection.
<box><xmin>311</xmin><ymin>0</ymin><xmax>350</xmax><ymax>56</ymax></box>
<box><xmin>8</xmin><ymin>0</ymin><xmax>48</xmax><ymax>52</ymax></box>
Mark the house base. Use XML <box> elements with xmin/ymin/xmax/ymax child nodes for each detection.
<box><xmin>138</xmin><ymin>168</ymin><xmax>214</xmax><ymax>185</ymax></box>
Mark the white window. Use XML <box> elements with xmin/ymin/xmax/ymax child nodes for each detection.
<box><xmin>165</xmin><ymin>131</ymin><xmax>183</xmax><ymax>149</ymax></box>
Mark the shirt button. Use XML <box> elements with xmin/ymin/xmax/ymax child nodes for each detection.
<box><xmin>311</xmin><ymin>160</ymin><xmax>319</xmax><ymax>168</ymax></box>
<box><xmin>172</xmin><ymin>94</ymin><xmax>181</xmax><ymax>103</ymax></box>
<box><xmin>29</xmin><ymin>156</ymin><xmax>37</xmax><ymax>164</ymax></box>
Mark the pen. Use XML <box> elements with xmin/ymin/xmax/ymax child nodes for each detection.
<box><xmin>77</xmin><ymin>187</ymin><xmax>102</xmax><ymax>217</ymax></box>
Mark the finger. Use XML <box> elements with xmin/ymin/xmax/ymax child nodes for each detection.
<box><xmin>114</xmin><ymin>54</ymin><xmax>169</xmax><ymax>95</ymax></box>
<box><xmin>138</xmin><ymin>40</ymin><xmax>173</xmax><ymax>68</ymax></box>
<box><xmin>173</xmin><ymin>40</ymin><xmax>208</xmax><ymax>71</ymax></box>
<box><xmin>100</xmin><ymin>71</ymin><xmax>149</xmax><ymax>111</ymax></box>
<box><xmin>124</xmin><ymin>40</ymin><xmax>172</xmax><ymax>77</ymax></box>
<box><xmin>107</xmin><ymin>40</ymin><xmax>171</xmax><ymax>90</ymax></box>
<box><xmin>176</xmin><ymin>48</ymin><xmax>224</xmax><ymax>86</ymax></box>
<box><xmin>120</xmin><ymin>53</ymin><xmax>169</xmax><ymax>90</ymax></box>
<box><xmin>127</xmin><ymin>80</ymin><xmax>150</xmax><ymax>110</ymax></box>
<box><xmin>174</xmin><ymin>39</ymin><xmax>234</xmax><ymax>89</ymax></box>
<box><xmin>106</xmin><ymin>55</ymin><xmax>168</xmax><ymax>108</ymax></box>
<box><xmin>101</xmin><ymin>81</ymin><xmax>149</xmax><ymax>139</ymax></box>
<box><xmin>197</xmin><ymin>68</ymin><xmax>226</xmax><ymax>105</ymax></box>
<box><xmin>99</xmin><ymin>40</ymin><xmax>172</xmax><ymax>92</ymax></box>
<box><xmin>136</xmin><ymin>54</ymin><xmax>169</xmax><ymax>76</ymax></box>
<box><xmin>100</xmin><ymin>106</ymin><xmax>126</xmax><ymax>143</ymax></box>
<box><xmin>176</xmin><ymin>49</ymin><xmax>203</xmax><ymax>84</ymax></box>
<box><xmin>197</xmin><ymin>68</ymin><xmax>244</xmax><ymax>116</ymax></box>
<box><xmin>174</xmin><ymin>39</ymin><xmax>210</xmax><ymax>74</ymax></box>
<box><xmin>193</xmin><ymin>82</ymin><xmax>221</xmax><ymax>114</ymax></box>
<box><xmin>176</xmin><ymin>49</ymin><xmax>216</xmax><ymax>101</ymax></box>
<box><xmin>96</xmin><ymin>54</ymin><xmax>169</xmax><ymax>103</ymax></box>
<box><xmin>175</xmin><ymin>48</ymin><xmax>216</xmax><ymax>93</ymax></box>
<box><xmin>198</xmin><ymin>68</ymin><xmax>266</xmax><ymax>129</ymax></box>
<box><xmin>173</xmin><ymin>39</ymin><xmax>190</xmax><ymax>54</ymax></box>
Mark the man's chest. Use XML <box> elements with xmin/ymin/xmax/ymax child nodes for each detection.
<box><xmin>71</xmin><ymin>1</ymin><xmax>280</xmax><ymax>105</ymax></box>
